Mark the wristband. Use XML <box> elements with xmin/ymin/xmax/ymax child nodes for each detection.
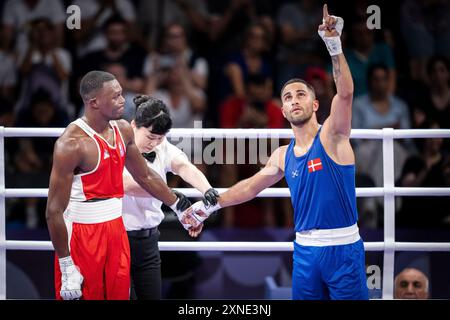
<box><xmin>322</xmin><ymin>36</ymin><xmax>342</xmax><ymax>56</ymax></box>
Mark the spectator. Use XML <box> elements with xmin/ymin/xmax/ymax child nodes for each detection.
<box><xmin>77</xmin><ymin>16</ymin><xmax>147</xmax><ymax>115</ymax></box>
<box><xmin>1</xmin><ymin>0</ymin><xmax>65</xmax><ymax>55</ymax></box>
<box><xmin>15</xmin><ymin>18</ymin><xmax>73</xmax><ymax>118</ymax></box>
<box><xmin>206</xmin><ymin>0</ymin><xmax>276</xmax><ymax>55</ymax></box>
<box><xmin>15</xmin><ymin>89</ymin><xmax>69</xmax><ymax>171</ymax></box>
<box><xmin>0</xmin><ymin>25</ymin><xmax>17</xmax><ymax>103</ymax></box>
<box><xmin>275</xmin><ymin>0</ymin><xmax>323</xmax><ymax>92</ymax></box>
<box><xmin>138</xmin><ymin>0</ymin><xmax>276</xmax><ymax>59</ymax></box>
<box><xmin>144</xmin><ymin>56</ymin><xmax>206</xmax><ymax>129</ymax></box>
<box><xmin>400</xmin><ymin>0</ymin><xmax>450</xmax><ymax>81</ymax></box>
<box><xmin>304</xmin><ymin>66</ymin><xmax>333</xmax><ymax>124</ymax></box>
<box><xmin>136</xmin><ymin>0</ymin><xmax>208</xmax><ymax>52</ymax></box>
<box><xmin>220</xmin><ymin>74</ymin><xmax>284</xmax><ymax>129</ymax></box>
<box><xmin>72</xmin><ymin>0</ymin><xmax>136</xmax><ymax>57</ymax></box>
<box><xmin>219</xmin><ymin>74</ymin><xmax>287</xmax><ymax>228</ymax></box>
<box><xmin>221</xmin><ymin>22</ymin><xmax>273</xmax><ymax>100</ymax></box>
<box><xmin>0</xmin><ymin>97</ymin><xmax>14</xmax><ymax>128</ymax></box>
<box><xmin>353</xmin><ymin>64</ymin><xmax>410</xmax><ymax>130</ymax></box>
<box><xmin>10</xmin><ymin>90</ymin><xmax>67</xmax><ymax>229</ymax></box>
<box><xmin>397</xmin><ymin>121</ymin><xmax>450</xmax><ymax>229</ymax></box>
<box><xmin>344</xmin><ymin>19</ymin><xmax>396</xmax><ymax>96</ymax></box>
<box><xmin>189</xmin><ymin>1</ymin><xmax>276</xmax><ymax>127</ymax></box>
<box><xmin>406</xmin><ymin>55</ymin><xmax>450</xmax><ymax>132</ymax></box>
<box><xmin>353</xmin><ymin>65</ymin><xmax>411</xmax><ymax>192</ymax></box>
<box><xmin>342</xmin><ymin>0</ymin><xmax>397</xmax><ymax>50</ymax></box>
<box><xmin>144</xmin><ymin>22</ymin><xmax>208</xmax><ymax>91</ymax></box>
<box><xmin>394</xmin><ymin>268</ymin><xmax>430</xmax><ymax>299</ymax></box>
<box><xmin>424</xmin><ymin>55</ymin><xmax>450</xmax><ymax>129</ymax></box>
<box><xmin>144</xmin><ymin>45</ymin><xmax>207</xmax><ymax>184</ymax></box>
<box><xmin>0</xmin><ymin>98</ymin><xmax>15</xmax><ymax>181</ymax></box>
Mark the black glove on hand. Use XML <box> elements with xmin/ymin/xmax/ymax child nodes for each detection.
<box><xmin>173</xmin><ymin>190</ymin><xmax>191</xmax><ymax>211</ymax></box>
<box><xmin>202</xmin><ymin>188</ymin><xmax>220</xmax><ymax>206</ymax></box>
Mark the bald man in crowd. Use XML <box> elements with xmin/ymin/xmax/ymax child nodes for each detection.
<box><xmin>394</xmin><ymin>268</ymin><xmax>430</xmax><ymax>299</ymax></box>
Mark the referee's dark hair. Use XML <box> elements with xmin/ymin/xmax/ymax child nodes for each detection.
<box><xmin>133</xmin><ymin>95</ymin><xmax>172</xmax><ymax>135</ymax></box>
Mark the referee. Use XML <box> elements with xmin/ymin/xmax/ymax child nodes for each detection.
<box><xmin>122</xmin><ymin>95</ymin><xmax>219</xmax><ymax>299</ymax></box>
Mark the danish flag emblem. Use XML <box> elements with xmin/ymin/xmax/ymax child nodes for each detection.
<box><xmin>308</xmin><ymin>158</ymin><xmax>323</xmax><ymax>173</ymax></box>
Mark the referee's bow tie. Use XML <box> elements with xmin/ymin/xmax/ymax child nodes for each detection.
<box><xmin>142</xmin><ymin>151</ymin><xmax>156</xmax><ymax>163</ymax></box>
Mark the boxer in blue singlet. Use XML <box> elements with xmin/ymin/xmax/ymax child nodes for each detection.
<box><xmin>186</xmin><ymin>4</ymin><xmax>369</xmax><ymax>300</ymax></box>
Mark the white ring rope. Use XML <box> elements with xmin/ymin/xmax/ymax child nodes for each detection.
<box><xmin>4</xmin><ymin>127</ymin><xmax>450</xmax><ymax>139</ymax></box>
<box><xmin>1</xmin><ymin>127</ymin><xmax>450</xmax><ymax>300</ymax></box>
<box><xmin>3</xmin><ymin>187</ymin><xmax>450</xmax><ymax>198</ymax></box>
<box><xmin>4</xmin><ymin>240</ymin><xmax>450</xmax><ymax>252</ymax></box>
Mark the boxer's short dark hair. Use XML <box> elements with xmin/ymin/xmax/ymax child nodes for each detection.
<box><xmin>79</xmin><ymin>71</ymin><xmax>116</xmax><ymax>101</ymax></box>
<box><xmin>280</xmin><ymin>78</ymin><xmax>316</xmax><ymax>100</ymax></box>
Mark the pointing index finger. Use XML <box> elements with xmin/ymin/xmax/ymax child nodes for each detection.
<box><xmin>323</xmin><ymin>4</ymin><xmax>329</xmax><ymax>18</ymax></box>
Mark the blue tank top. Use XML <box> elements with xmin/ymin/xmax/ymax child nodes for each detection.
<box><xmin>284</xmin><ymin>127</ymin><xmax>359</xmax><ymax>232</ymax></box>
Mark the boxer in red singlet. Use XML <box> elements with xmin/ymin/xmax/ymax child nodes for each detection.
<box><xmin>46</xmin><ymin>71</ymin><xmax>196</xmax><ymax>300</ymax></box>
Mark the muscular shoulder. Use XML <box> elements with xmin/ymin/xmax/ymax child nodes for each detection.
<box><xmin>268</xmin><ymin>145</ymin><xmax>288</xmax><ymax>172</ymax></box>
<box><xmin>114</xmin><ymin>119</ymin><xmax>134</xmax><ymax>144</ymax></box>
<box><xmin>53</xmin><ymin>124</ymin><xmax>88</xmax><ymax>165</ymax></box>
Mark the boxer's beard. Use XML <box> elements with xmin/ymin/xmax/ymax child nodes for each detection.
<box><xmin>287</xmin><ymin>106</ymin><xmax>314</xmax><ymax>126</ymax></box>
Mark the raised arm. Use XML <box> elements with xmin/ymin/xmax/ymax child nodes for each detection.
<box><xmin>46</xmin><ymin>137</ymin><xmax>81</xmax><ymax>258</ymax></box>
<box><xmin>319</xmin><ymin>4</ymin><xmax>353</xmax><ymax>137</ymax></box>
<box><xmin>328</xmin><ymin>54</ymin><xmax>353</xmax><ymax>136</ymax></box>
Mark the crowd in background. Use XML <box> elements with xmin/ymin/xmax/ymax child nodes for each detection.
<box><xmin>0</xmin><ymin>0</ymin><xmax>449</xmax><ymax>231</ymax></box>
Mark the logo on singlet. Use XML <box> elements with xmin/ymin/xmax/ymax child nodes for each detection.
<box><xmin>119</xmin><ymin>143</ymin><xmax>124</xmax><ymax>157</ymax></box>
<box><xmin>103</xmin><ymin>150</ymin><xmax>110</xmax><ymax>159</ymax></box>
<box><xmin>292</xmin><ymin>170</ymin><xmax>299</xmax><ymax>178</ymax></box>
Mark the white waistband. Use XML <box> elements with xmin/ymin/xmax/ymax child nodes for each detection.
<box><xmin>295</xmin><ymin>223</ymin><xmax>360</xmax><ymax>247</ymax></box>
<box><xmin>64</xmin><ymin>198</ymin><xmax>122</xmax><ymax>224</ymax></box>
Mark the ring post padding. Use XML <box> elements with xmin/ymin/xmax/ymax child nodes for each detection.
<box><xmin>382</xmin><ymin>128</ymin><xmax>395</xmax><ymax>299</ymax></box>
<box><xmin>0</xmin><ymin>126</ymin><xmax>6</xmax><ymax>299</ymax></box>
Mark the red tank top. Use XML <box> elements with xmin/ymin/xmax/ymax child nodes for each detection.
<box><xmin>70</xmin><ymin>118</ymin><xmax>126</xmax><ymax>201</ymax></box>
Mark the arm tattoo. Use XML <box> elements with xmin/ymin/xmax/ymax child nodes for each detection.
<box><xmin>331</xmin><ymin>56</ymin><xmax>341</xmax><ymax>85</ymax></box>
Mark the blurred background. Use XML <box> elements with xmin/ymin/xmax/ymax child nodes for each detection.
<box><xmin>1</xmin><ymin>0</ymin><xmax>449</xmax><ymax>299</ymax></box>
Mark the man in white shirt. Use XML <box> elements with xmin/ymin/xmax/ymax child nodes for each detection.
<box><xmin>72</xmin><ymin>0</ymin><xmax>136</xmax><ymax>57</ymax></box>
<box><xmin>15</xmin><ymin>18</ymin><xmax>73</xmax><ymax>117</ymax></box>
<box><xmin>122</xmin><ymin>94</ymin><xmax>219</xmax><ymax>299</ymax></box>
<box><xmin>2</xmin><ymin>0</ymin><xmax>65</xmax><ymax>54</ymax></box>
